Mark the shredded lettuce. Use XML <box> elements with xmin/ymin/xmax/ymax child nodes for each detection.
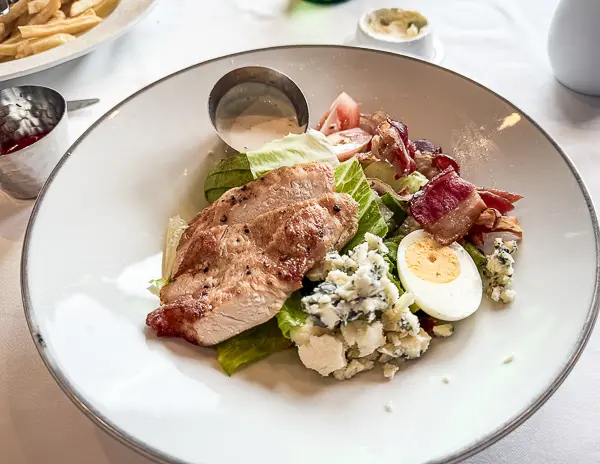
<box><xmin>216</xmin><ymin>319</ymin><xmax>292</xmax><ymax>375</ymax></box>
<box><xmin>363</xmin><ymin>161</ymin><xmax>428</xmax><ymax>194</ymax></box>
<box><xmin>335</xmin><ymin>159</ymin><xmax>388</xmax><ymax>252</ymax></box>
<box><xmin>275</xmin><ymin>292</ymin><xmax>307</xmax><ymax>339</ymax></box>
<box><xmin>203</xmin><ymin>130</ymin><xmax>339</xmax><ymax>203</ymax></box>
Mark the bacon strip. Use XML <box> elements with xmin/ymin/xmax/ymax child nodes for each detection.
<box><xmin>477</xmin><ymin>190</ymin><xmax>514</xmax><ymax>215</ymax></box>
<box><xmin>477</xmin><ymin>188</ymin><xmax>523</xmax><ymax>215</ymax></box>
<box><xmin>469</xmin><ymin>207</ymin><xmax>523</xmax><ymax>244</ymax></box>
<box><xmin>409</xmin><ymin>167</ymin><xmax>487</xmax><ymax>245</ymax></box>
<box><xmin>478</xmin><ymin>188</ymin><xmax>523</xmax><ymax>204</ymax></box>
<box><xmin>432</xmin><ymin>154</ymin><xmax>460</xmax><ymax>176</ymax></box>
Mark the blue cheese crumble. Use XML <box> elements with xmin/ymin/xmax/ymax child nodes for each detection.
<box><xmin>484</xmin><ymin>238</ymin><xmax>518</xmax><ymax>303</ymax></box>
<box><xmin>302</xmin><ymin>233</ymin><xmax>398</xmax><ymax>328</ymax></box>
<box><xmin>292</xmin><ymin>233</ymin><xmax>430</xmax><ymax>380</ymax></box>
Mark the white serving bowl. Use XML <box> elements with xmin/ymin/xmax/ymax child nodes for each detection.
<box><xmin>22</xmin><ymin>46</ymin><xmax>598</xmax><ymax>464</ymax></box>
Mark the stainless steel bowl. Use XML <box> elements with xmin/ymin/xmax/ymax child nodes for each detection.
<box><xmin>208</xmin><ymin>66</ymin><xmax>309</xmax><ymax>152</ymax></box>
<box><xmin>0</xmin><ymin>85</ymin><xmax>69</xmax><ymax>199</ymax></box>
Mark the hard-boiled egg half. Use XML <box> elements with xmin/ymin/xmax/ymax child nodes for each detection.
<box><xmin>397</xmin><ymin>229</ymin><xmax>482</xmax><ymax>321</ymax></box>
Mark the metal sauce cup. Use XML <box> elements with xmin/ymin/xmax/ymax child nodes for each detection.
<box><xmin>208</xmin><ymin>66</ymin><xmax>309</xmax><ymax>153</ymax></box>
<box><xmin>0</xmin><ymin>86</ymin><xmax>69</xmax><ymax>199</ymax></box>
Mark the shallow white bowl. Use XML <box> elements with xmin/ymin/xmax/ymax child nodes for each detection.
<box><xmin>0</xmin><ymin>0</ymin><xmax>156</xmax><ymax>81</ymax></box>
<box><xmin>22</xmin><ymin>46</ymin><xmax>599</xmax><ymax>464</ymax></box>
<box><xmin>356</xmin><ymin>9</ymin><xmax>438</xmax><ymax>62</ymax></box>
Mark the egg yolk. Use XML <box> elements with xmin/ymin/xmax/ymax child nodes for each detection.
<box><xmin>405</xmin><ymin>238</ymin><xmax>461</xmax><ymax>284</ymax></box>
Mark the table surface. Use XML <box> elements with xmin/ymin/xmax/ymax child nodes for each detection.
<box><xmin>1</xmin><ymin>0</ymin><xmax>600</xmax><ymax>463</ymax></box>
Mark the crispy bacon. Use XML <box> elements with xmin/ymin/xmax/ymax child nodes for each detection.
<box><xmin>477</xmin><ymin>190</ymin><xmax>514</xmax><ymax>215</ymax></box>
<box><xmin>371</xmin><ymin>118</ymin><xmax>416</xmax><ymax>178</ymax></box>
<box><xmin>414</xmin><ymin>151</ymin><xmax>460</xmax><ymax>179</ymax></box>
<box><xmin>470</xmin><ymin>207</ymin><xmax>523</xmax><ymax>242</ymax></box>
<box><xmin>432</xmin><ymin>154</ymin><xmax>460</xmax><ymax>175</ymax></box>
<box><xmin>477</xmin><ymin>188</ymin><xmax>523</xmax><ymax>215</ymax></box>
<box><xmin>409</xmin><ymin>167</ymin><xmax>487</xmax><ymax>245</ymax></box>
<box><xmin>478</xmin><ymin>188</ymin><xmax>523</xmax><ymax>204</ymax></box>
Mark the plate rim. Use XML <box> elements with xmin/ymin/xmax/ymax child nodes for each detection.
<box><xmin>20</xmin><ymin>44</ymin><xmax>600</xmax><ymax>464</ymax></box>
<box><xmin>0</xmin><ymin>0</ymin><xmax>158</xmax><ymax>82</ymax></box>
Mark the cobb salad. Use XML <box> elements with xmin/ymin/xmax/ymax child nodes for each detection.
<box><xmin>146</xmin><ymin>92</ymin><xmax>524</xmax><ymax>380</ymax></box>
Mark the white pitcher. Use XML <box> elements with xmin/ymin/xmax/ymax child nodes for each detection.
<box><xmin>548</xmin><ymin>0</ymin><xmax>600</xmax><ymax>96</ymax></box>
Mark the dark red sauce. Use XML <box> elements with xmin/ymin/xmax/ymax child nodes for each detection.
<box><xmin>0</xmin><ymin>132</ymin><xmax>48</xmax><ymax>156</ymax></box>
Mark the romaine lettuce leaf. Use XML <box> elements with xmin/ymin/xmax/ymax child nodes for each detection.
<box><xmin>363</xmin><ymin>161</ymin><xmax>428</xmax><ymax>194</ymax></box>
<box><xmin>396</xmin><ymin>171</ymin><xmax>428</xmax><ymax>194</ymax></box>
<box><xmin>204</xmin><ymin>153</ymin><xmax>254</xmax><ymax>203</ymax></box>
<box><xmin>205</xmin><ymin>188</ymin><xmax>231</xmax><ymax>204</ymax></box>
<box><xmin>147</xmin><ymin>277</ymin><xmax>170</xmax><ymax>297</ymax></box>
<box><xmin>216</xmin><ymin>319</ymin><xmax>292</xmax><ymax>375</ymax></box>
<box><xmin>381</xmin><ymin>192</ymin><xmax>407</xmax><ymax>231</ymax></box>
<box><xmin>246</xmin><ymin>129</ymin><xmax>339</xmax><ymax>178</ymax></box>
<box><xmin>335</xmin><ymin>159</ymin><xmax>388</xmax><ymax>252</ymax></box>
<box><xmin>203</xmin><ymin>130</ymin><xmax>339</xmax><ymax>203</ymax></box>
<box><xmin>162</xmin><ymin>215</ymin><xmax>189</xmax><ymax>278</ymax></box>
<box><xmin>462</xmin><ymin>240</ymin><xmax>487</xmax><ymax>272</ymax></box>
<box><xmin>275</xmin><ymin>292</ymin><xmax>307</xmax><ymax>339</ymax></box>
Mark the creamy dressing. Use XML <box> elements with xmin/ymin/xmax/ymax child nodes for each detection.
<box><xmin>215</xmin><ymin>82</ymin><xmax>305</xmax><ymax>152</ymax></box>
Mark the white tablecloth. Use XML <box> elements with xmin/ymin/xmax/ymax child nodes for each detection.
<box><xmin>1</xmin><ymin>0</ymin><xmax>599</xmax><ymax>462</ymax></box>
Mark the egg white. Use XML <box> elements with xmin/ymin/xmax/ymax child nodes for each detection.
<box><xmin>397</xmin><ymin>229</ymin><xmax>483</xmax><ymax>321</ymax></box>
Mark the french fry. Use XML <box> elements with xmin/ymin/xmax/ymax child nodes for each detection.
<box><xmin>28</xmin><ymin>0</ymin><xmax>49</xmax><ymax>15</ymax></box>
<box><xmin>28</xmin><ymin>0</ymin><xmax>60</xmax><ymax>26</ymax></box>
<box><xmin>69</xmin><ymin>0</ymin><xmax>101</xmax><ymax>17</ymax></box>
<box><xmin>50</xmin><ymin>9</ymin><xmax>66</xmax><ymax>21</ymax></box>
<box><xmin>0</xmin><ymin>39</ymin><xmax>28</xmax><ymax>56</ymax></box>
<box><xmin>93</xmin><ymin>0</ymin><xmax>117</xmax><ymax>18</ymax></box>
<box><xmin>19</xmin><ymin>14</ymin><xmax>101</xmax><ymax>38</ymax></box>
<box><xmin>3</xmin><ymin>33</ymin><xmax>23</xmax><ymax>44</ymax></box>
<box><xmin>16</xmin><ymin>12</ymin><xmax>32</xmax><ymax>26</ymax></box>
<box><xmin>0</xmin><ymin>0</ymin><xmax>28</xmax><ymax>25</ymax></box>
<box><xmin>0</xmin><ymin>0</ymin><xmax>115</xmax><ymax>62</ymax></box>
<box><xmin>17</xmin><ymin>32</ymin><xmax>74</xmax><ymax>56</ymax></box>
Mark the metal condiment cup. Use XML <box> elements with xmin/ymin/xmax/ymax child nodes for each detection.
<box><xmin>208</xmin><ymin>66</ymin><xmax>309</xmax><ymax>152</ymax></box>
<box><xmin>0</xmin><ymin>85</ymin><xmax>69</xmax><ymax>199</ymax></box>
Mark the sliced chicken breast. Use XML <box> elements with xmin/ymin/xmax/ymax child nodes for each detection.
<box><xmin>147</xmin><ymin>192</ymin><xmax>359</xmax><ymax>346</ymax></box>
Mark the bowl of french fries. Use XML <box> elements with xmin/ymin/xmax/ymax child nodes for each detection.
<box><xmin>0</xmin><ymin>0</ymin><xmax>120</xmax><ymax>61</ymax></box>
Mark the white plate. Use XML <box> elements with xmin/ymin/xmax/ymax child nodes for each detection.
<box><xmin>21</xmin><ymin>46</ymin><xmax>599</xmax><ymax>464</ymax></box>
<box><xmin>0</xmin><ymin>0</ymin><xmax>156</xmax><ymax>81</ymax></box>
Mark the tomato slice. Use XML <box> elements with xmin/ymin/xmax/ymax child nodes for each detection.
<box><xmin>316</xmin><ymin>92</ymin><xmax>360</xmax><ymax>136</ymax></box>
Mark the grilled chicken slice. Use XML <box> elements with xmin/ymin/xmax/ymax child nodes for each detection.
<box><xmin>147</xmin><ymin>193</ymin><xmax>359</xmax><ymax>346</ymax></box>
<box><xmin>175</xmin><ymin>162</ymin><xmax>335</xmax><ymax>276</ymax></box>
